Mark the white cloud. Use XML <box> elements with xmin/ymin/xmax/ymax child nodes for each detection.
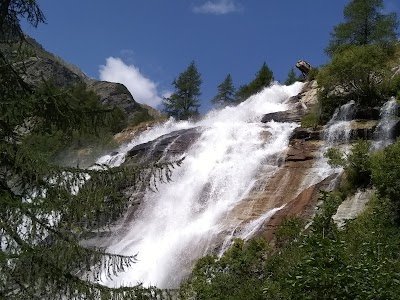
<box><xmin>99</xmin><ymin>57</ymin><xmax>163</xmax><ymax>108</ymax></box>
<box><xmin>193</xmin><ymin>0</ymin><xmax>242</xmax><ymax>15</ymax></box>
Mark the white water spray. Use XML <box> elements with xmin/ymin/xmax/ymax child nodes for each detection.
<box><xmin>301</xmin><ymin>100</ymin><xmax>356</xmax><ymax>189</ymax></box>
<box><xmin>93</xmin><ymin>83</ymin><xmax>304</xmax><ymax>288</ymax></box>
<box><xmin>372</xmin><ymin>97</ymin><xmax>398</xmax><ymax>150</ymax></box>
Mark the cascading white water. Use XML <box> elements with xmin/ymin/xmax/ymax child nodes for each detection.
<box><xmin>300</xmin><ymin>100</ymin><xmax>356</xmax><ymax>189</ymax></box>
<box><xmin>94</xmin><ymin>82</ymin><xmax>304</xmax><ymax>288</ymax></box>
<box><xmin>372</xmin><ymin>97</ymin><xmax>398</xmax><ymax>150</ymax></box>
<box><xmin>324</xmin><ymin>100</ymin><xmax>355</xmax><ymax>145</ymax></box>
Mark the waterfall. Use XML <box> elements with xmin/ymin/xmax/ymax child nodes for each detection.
<box><xmin>324</xmin><ymin>100</ymin><xmax>355</xmax><ymax>145</ymax></box>
<box><xmin>372</xmin><ymin>97</ymin><xmax>398</xmax><ymax>150</ymax></box>
<box><xmin>93</xmin><ymin>83</ymin><xmax>304</xmax><ymax>288</ymax></box>
<box><xmin>300</xmin><ymin>100</ymin><xmax>356</xmax><ymax>190</ymax></box>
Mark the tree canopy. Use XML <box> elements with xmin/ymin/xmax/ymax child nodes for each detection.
<box><xmin>0</xmin><ymin>1</ymin><xmax>174</xmax><ymax>299</ymax></box>
<box><xmin>235</xmin><ymin>62</ymin><xmax>273</xmax><ymax>102</ymax></box>
<box><xmin>284</xmin><ymin>68</ymin><xmax>301</xmax><ymax>85</ymax></box>
<box><xmin>326</xmin><ymin>0</ymin><xmax>398</xmax><ymax>56</ymax></box>
<box><xmin>211</xmin><ymin>74</ymin><xmax>236</xmax><ymax>107</ymax></box>
<box><xmin>163</xmin><ymin>61</ymin><xmax>202</xmax><ymax>120</ymax></box>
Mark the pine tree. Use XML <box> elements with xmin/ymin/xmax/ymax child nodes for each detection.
<box><xmin>1</xmin><ymin>1</ymin><xmax>176</xmax><ymax>299</ymax></box>
<box><xmin>284</xmin><ymin>68</ymin><xmax>299</xmax><ymax>85</ymax></box>
<box><xmin>235</xmin><ymin>62</ymin><xmax>274</xmax><ymax>102</ymax></box>
<box><xmin>326</xmin><ymin>0</ymin><xmax>398</xmax><ymax>56</ymax></box>
<box><xmin>163</xmin><ymin>61</ymin><xmax>202</xmax><ymax>120</ymax></box>
<box><xmin>212</xmin><ymin>74</ymin><xmax>236</xmax><ymax>107</ymax></box>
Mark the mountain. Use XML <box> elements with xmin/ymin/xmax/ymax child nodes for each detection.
<box><xmin>3</xmin><ymin>36</ymin><xmax>155</xmax><ymax>118</ymax></box>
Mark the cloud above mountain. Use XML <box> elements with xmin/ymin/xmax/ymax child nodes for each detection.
<box><xmin>99</xmin><ymin>57</ymin><xmax>164</xmax><ymax>108</ymax></box>
<box><xmin>193</xmin><ymin>0</ymin><xmax>242</xmax><ymax>15</ymax></box>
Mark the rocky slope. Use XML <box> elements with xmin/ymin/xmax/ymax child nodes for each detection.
<box><xmin>5</xmin><ymin>36</ymin><xmax>149</xmax><ymax>116</ymax></box>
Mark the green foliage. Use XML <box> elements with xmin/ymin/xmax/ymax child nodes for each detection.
<box><xmin>128</xmin><ymin>107</ymin><xmax>155</xmax><ymax>127</ymax></box>
<box><xmin>380</xmin><ymin>74</ymin><xmax>400</xmax><ymax>100</ymax></box>
<box><xmin>163</xmin><ymin>61</ymin><xmax>202</xmax><ymax>120</ymax></box>
<box><xmin>0</xmin><ymin>2</ymin><xmax>176</xmax><ymax>299</ymax></box>
<box><xmin>300</xmin><ymin>106</ymin><xmax>321</xmax><ymax>129</ymax></box>
<box><xmin>236</xmin><ymin>62</ymin><xmax>274</xmax><ymax>102</ymax></box>
<box><xmin>317</xmin><ymin>45</ymin><xmax>392</xmax><ymax>121</ymax></box>
<box><xmin>274</xmin><ymin>217</ymin><xmax>304</xmax><ymax>247</ymax></box>
<box><xmin>180</xmin><ymin>238</ymin><xmax>269</xmax><ymax>300</ymax></box>
<box><xmin>181</xmin><ymin>177</ymin><xmax>400</xmax><ymax>300</ymax></box>
<box><xmin>212</xmin><ymin>74</ymin><xmax>236</xmax><ymax>107</ymax></box>
<box><xmin>371</xmin><ymin>139</ymin><xmax>400</xmax><ymax>214</ymax></box>
<box><xmin>306</xmin><ymin>67</ymin><xmax>319</xmax><ymax>81</ymax></box>
<box><xmin>326</xmin><ymin>0</ymin><xmax>399</xmax><ymax>56</ymax></box>
<box><xmin>284</xmin><ymin>68</ymin><xmax>301</xmax><ymax>85</ymax></box>
<box><xmin>325</xmin><ymin>140</ymin><xmax>372</xmax><ymax>191</ymax></box>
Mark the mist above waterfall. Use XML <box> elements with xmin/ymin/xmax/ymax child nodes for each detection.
<box><xmin>93</xmin><ymin>82</ymin><xmax>304</xmax><ymax>288</ymax></box>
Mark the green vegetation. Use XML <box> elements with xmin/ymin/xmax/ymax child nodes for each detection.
<box><xmin>325</xmin><ymin>140</ymin><xmax>372</xmax><ymax>192</ymax></box>
<box><xmin>284</xmin><ymin>68</ymin><xmax>302</xmax><ymax>85</ymax></box>
<box><xmin>236</xmin><ymin>62</ymin><xmax>274</xmax><ymax>102</ymax></box>
<box><xmin>179</xmin><ymin>1</ymin><xmax>400</xmax><ymax>299</ymax></box>
<box><xmin>181</xmin><ymin>187</ymin><xmax>400</xmax><ymax>299</ymax></box>
<box><xmin>212</xmin><ymin>74</ymin><xmax>236</xmax><ymax>107</ymax></box>
<box><xmin>180</xmin><ymin>131</ymin><xmax>400</xmax><ymax>299</ymax></box>
<box><xmin>325</xmin><ymin>0</ymin><xmax>398</xmax><ymax>57</ymax></box>
<box><xmin>317</xmin><ymin>0</ymin><xmax>399</xmax><ymax>122</ymax></box>
<box><xmin>371</xmin><ymin>141</ymin><xmax>400</xmax><ymax>217</ymax></box>
<box><xmin>163</xmin><ymin>61</ymin><xmax>202</xmax><ymax>120</ymax></box>
<box><xmin>1</xmin><ymin>1</ymin><xmax>175</xmax><ymax>299</ymax></box>
<box><xmin>317</xmin><ymin>44</ymin><xmax>394</xmax><ymax>121</ymax></box>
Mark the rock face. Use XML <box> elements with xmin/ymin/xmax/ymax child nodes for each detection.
<box><xmin>21</xmin><ymin>57</ymin><xmax>83</xmax><ymax>87</ymax></box>
<box><xmin>332</xmin><ymin>189</ymin><xmax>373</xmax><ymax>228</ymax></box>
<box><xmin>87</xmin><ymin>80</ymin><xmax>142</xmax><ymax>114</ymax></box>
<box><xmin>261</xmin><ymin>103</ymin><xmax>306</xmax><ymax>123</ymax></box>
<box><xmin>126</xmin><ymin>127</ymin><xmax>203</xmax><ymax>164</ymax></box>
<box><xmin>10</xmin><ymin>36</ymin><xmax>146</xmax><ymax>116</ymax></box>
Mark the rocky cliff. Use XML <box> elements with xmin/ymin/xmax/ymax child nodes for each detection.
<box><xmin>5</xmin><ymin>36</ymin><xmax>148</xmax><ymax>116</ymax></box>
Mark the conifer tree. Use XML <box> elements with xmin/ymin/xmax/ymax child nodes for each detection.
<box><xmin>212</xmin><ymin>74</ymin><xmax>236</xmax><ymax>107</ymax></box>
<box><xmin>284</xmin><ymin>68</ymin><xmax>299</xmax><ymax>85</ymax></box>
<box><xmin>326</xmin><ymin>0</ymin><xmax>398</xmax><ymax>56</ymax></box>
<box><xmin>163</xmin><ymin>61</ymin><xmax>202</xmax><ymax>120</ymax></box>
<box><xmin>0</xmin><ymin>1</ymin><xmax>175</xmax><ymax>299</ymax></box>
<box><xmin>235</xmin><ymin>62</ymin><xmax>274</xmax><ymax>102</ymax></box>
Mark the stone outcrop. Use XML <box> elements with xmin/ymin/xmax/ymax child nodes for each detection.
<box><xmin>8</xmin><ymin>36</ymin><xmax>147</xmax><ymax>116</ymax></box>
<box><xmin>20</xmin><ymin>57</ymin><xmax>83</xmax><ymax>87</ymax></box>
<box><xmin>87</xmin><ymin>80</ymin><xmax>142</xmax><ymax>114</ymax></box>
<box><xmin>332</xmin><ymin>189</ymin><xmax>373</xmax><ymax>228</ymax></box>
<box><xmin>126</xmin><ymin>127</ymin><xmax>203</xmax><ymax>164</ymax></box>
<box><xmin>261</xmin><ymin>103</ymin><xmax>306</xmax><ymax>123</ymax></box>
<box><xmin>299</xmin><ymin>80</ymin><xmax>319</xmax><ymax>106</ymax></box>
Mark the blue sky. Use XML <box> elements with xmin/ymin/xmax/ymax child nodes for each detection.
<box><xmin>23</xmin><ymin>0</ymin><xmax>399</xmax><ymax>113</ymax></box>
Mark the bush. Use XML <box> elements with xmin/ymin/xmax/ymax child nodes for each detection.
<box><xmin>371</xmin><ymin>139</ymin><xmax>400</xmax><ymax>215</ymax></box>
<box><xmin>325</xmin><ymin>140</ymin><xmax>372</xmax><ymax>192</ymax></box>
<box><xmin>317</xmin><ymin>45</ymin><xmax>392</xmax><ymax>122</ymax></box>
<box><xmin>306</xmin><ymin>67</ymin><xmax>319</xmax><ymax>81</ymax></box>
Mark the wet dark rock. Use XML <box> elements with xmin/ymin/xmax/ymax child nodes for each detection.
<box><xmin>350</xmin><ymin>124</ymin><xmax>377</xmax><ymax>140</ymax></box>
<box><xmin>354</xmin><ymin>106</ymin><xmax>381</xmax><ymax>120</ymax></box>
<box><xmin>126</xmin><ymin>127</ymin><xmax>204</xmax><ymax>164</ymax></box>
<box><xmin>393</xmin><ymin>120</ymin><xmax>400</xmax><ymax>139</ymax></box>
<box><xmin>261</xmin><ymin>104</ymin><xmax>306</xmax><ymax>123</ymax></box>
<box><xmin>291</xmin><ymin>127</ymin><xmax>321</xmax><ymax>141</ymax></box>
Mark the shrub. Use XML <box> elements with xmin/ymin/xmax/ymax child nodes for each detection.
<box><xmin>317</xmin><ymin>45</ymin><xmax>392</xmax><ymax>122</ymax></box>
